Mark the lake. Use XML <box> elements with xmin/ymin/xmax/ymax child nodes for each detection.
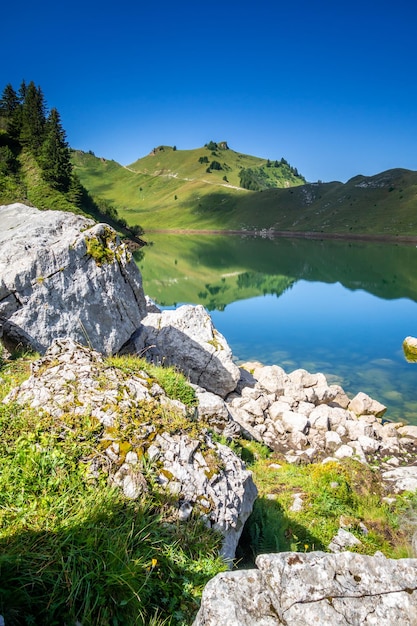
<box><xmin>135</xmin><ymin>234</ymin><xmax>417</xmax><ymax>425</ymax></box>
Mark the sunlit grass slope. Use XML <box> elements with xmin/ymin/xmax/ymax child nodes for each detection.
<box><xmin>71</xmin><ymin>144</ymin><xmax>306</xmax><ymax>230</ymax></box>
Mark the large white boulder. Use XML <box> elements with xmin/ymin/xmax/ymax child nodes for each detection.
<box><xmin>194</xmin><ymin>551</ymin><xmax>417</xmax><ymax>625</ymax></box>
<box><xmin>137</xmin><ymin>304</ymin><xmax>241</xmax><ymax>398</ymax></box>
<box><xmin>0</xmin><ymin>204</ymin><xmax>147</xmax><ymax>354</ymax></box>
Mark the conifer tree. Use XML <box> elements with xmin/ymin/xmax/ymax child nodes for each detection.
<box><xmin>66</xmin><ymin>171</ymin><xmax>85</xmax><ymax>205</ymax></box>
<box><xmin>20</xmin><ymin>81</ymin><xmax>46</xmax><ymax>155</ymax></box>
<box><xmin>18</xmin><ymin>79</ymin><xmax>27</xmax><ymax>103</ymax></box>
<box><xmin>0</xmin><ymin>84</ymin><xmax>19</xmax><ymax>117</ymax></box>
<box><xmin>39</xmin><ymin>108</ymin><xmax>72</xmax><ymax>192</ymax></box>
<box><xmin>0</xmin><ymin>84</ymin><xmax>22</xmax><ymax>139</ymax></box>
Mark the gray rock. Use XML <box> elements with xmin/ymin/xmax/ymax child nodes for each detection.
<box><xmin>349</xmin><ymin>391</ymin><xmax>387</xmax><ymax>418</ymax></box>
<box><xmin>281</xmin><ymin>410</ymin><xmax>309</xmax><ymax>434</ymax></box>
<box><xmin>138</xmin><ymin>305</ymin><xmax>240</xmax><ymax>398</ymax></box>
<box><xmin>253</xmin><ymin>364</ymin><xmax>289</xmax><ymax>395</ymax></box>
<box><xmin>335</xmin><ymin>444</ymin><xmax>355</xmax><ymax>459</ymax></box>
<box><xmin>308</xmin><ymin>405</ymin><xmax>331</xmax><ymax>431</ymax></box>
<box><xmin>398</xmin><ymin>425</ymin><xmax>417</xmax><ymax>439</ymax></box>
<box><xmin>325</xmin><ymin>430</ymin><xmax>342</xmax><ymax>450</ymax></box>
<box><xmin>328</xmin><ymin>528</ymin><xmax>363</xmax><ymax>552</ymax></box>
<box><xmin>344</xmin><ymin>418</ymin><xmax>374</xmax><ymax>440</ymax></box>
<box><xmin>382</xmin><ymin>466</ymin><xmax>417</xmax><ymax>493</ymax></box>
<box><xmin>288</xmin><ymin>368</ymin><xmax>320</xmax><ymax>388</ymax></box>
<box><xmin>329</xmin><ymin>383</ymin><xmax>351</xmax><ymax>408</ymax></box>
<box><xmin>194</xmin><ymin>551</ymin><xmax>417</xmax><ymax>626</ymax></box>
<box><xmin>0</xmin><ymin>204</ymin><xmax>147</xmax><ymax>354</ymax></box>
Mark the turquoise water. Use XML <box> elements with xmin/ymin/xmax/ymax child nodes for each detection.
<box><xmin>210</xmin><ymin>281</ymin><xmax>417</xmax><ymax>423</ymax></box>
<box><xmin>139</xmin><ymin>235</ymin><xmax>417</xmax><ymax>424</ymax></box>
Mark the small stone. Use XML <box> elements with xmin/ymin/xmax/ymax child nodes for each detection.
<box><xmin>178</xmin><ymin>501</ymin><xmax>193</xmax><ymax>521</ymax></box>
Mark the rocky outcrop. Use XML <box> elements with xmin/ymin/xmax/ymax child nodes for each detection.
<box><xmin>4</xmin><ymin>338</ymin><xmax>256</xmax><ymax>561</ymax></box>
<box><xmin>0</xmin><ymin>204</ymin><xmax>147</xmax><ymax>354</ymax></box>
<box><xmin>193</xmin><ymin>551</ymin><xmax>417</xmax><ymax>625</ymax></box>
<box><xmin>132</xmin><ymin>304</ymin><xmax>241</xmax><ymax>398</ymax></box>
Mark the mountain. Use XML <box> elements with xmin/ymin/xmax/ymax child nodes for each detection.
<box><xmin>72</xmin><ymin>146</ymin><xmax>417</xmax><ymax>236</ymax></box>
<box><xmin>71</xmin><ymin>143</ymin><xmax>306</xmax><ymax>230</ymax></box>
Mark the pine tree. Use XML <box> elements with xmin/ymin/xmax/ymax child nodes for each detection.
<box><xmin>0</xmin><ymin>84</ymin><xmax>19</xmax><ymax>117</ymax></box>
<box><xmin>18</xmin><ymin>79</ymin><xmax>27</xmax><ymax>103</ymax></box>
<box><xmin>66</xmin><ymin>171</ymin><xmax>85</xmax><ymax>205</ymax></box>
<box><xmin>39</xmin><ymin>108</ymin><xmax>72</xmax><ymax>192</ymax></box>
<box><xmin>20</xmin><ymin>81</ymin><xmax>46</xmax><ymax>155</ymax></box>
<box><xmin>0</xmin><ymin>84</ymin><xmax>22</xmax><ymax>139</ymax></box>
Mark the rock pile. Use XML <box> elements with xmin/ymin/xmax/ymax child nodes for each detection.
<box><xmin>187</xmin><ymin>361</ymin><xmax>417</xmax><ymax>492</ymax></box>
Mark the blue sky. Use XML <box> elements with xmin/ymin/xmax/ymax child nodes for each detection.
<box><xmin>3</xmin><ymin>0</ymin><xmax>417</xmax><ymax>182</ymax></box>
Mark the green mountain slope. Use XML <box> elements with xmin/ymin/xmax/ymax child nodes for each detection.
<box><xmin>71</xmin><ymin>143</ymin><xmax>306</xmax><ymax>230</ymax></box>
<box><xmin>236</xmin><ymin>168</ymin><xmax>417</xmax><ymax>235</ymax></box>
<box><xmin>72</xmin><ymin>147</ymin><xmax>417</xmax><ymax>236</ymax></box>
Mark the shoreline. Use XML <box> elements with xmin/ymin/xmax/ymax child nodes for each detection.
<box><xmin>144</xmin><ymin>228</ymin><xmax>417</xmax><ymax>245</ymax></box>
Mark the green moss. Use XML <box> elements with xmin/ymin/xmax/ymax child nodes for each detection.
<box><xmin>85</xmin><ymin>234</ymin><xmax>115</xmax><ymax>266</ymax></box>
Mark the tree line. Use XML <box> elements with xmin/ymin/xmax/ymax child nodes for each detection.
<box><xmin>0</xmin><ymin>81</ymin><xmax>144</xmax><ymax>240</ymax></box>
<box><xmin>0</xmin><ymin>81</ymin><xmax>74</xmax><ymax>194</ymax></box>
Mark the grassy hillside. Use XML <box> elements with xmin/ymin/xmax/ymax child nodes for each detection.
<box><xmin>235</xmin><ymin>168</ymin><xmax>417</xmax><ymax>235</ymax></box>
<box><xmin>0</xmin><ymin>130</ymin><xmax>145</xmax><ymax>244</ymax></box>
<box><xmin>72</xmin><ymin>147</ymin><xmax>417</xmax><ymax>236</ymax></box>
<box><xmin>71</xmin><ymin>143</ymin><xmax>307</xmax><ymax>231</ymax></box>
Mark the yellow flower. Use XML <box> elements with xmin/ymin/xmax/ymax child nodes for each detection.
<box><xmin>151</xmin><ymin>558</ymin><xmax>158</xmax><ymax>568</ymax></box>
<box><xmin>304</xmin><ymin>544</ymin><xmax>309</xmax><ymax>551</ymax></box>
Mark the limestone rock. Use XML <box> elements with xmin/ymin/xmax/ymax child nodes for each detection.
<box><xmin>0</xmin><ymin>204</ymin><xmax>147</xmax><ymax>354</ymax></box>
<box><xmin>138</xmin><ymin>305</ymin><xmax>240</xmax><ymax>397</ymax></box>
<box><xmin>328</xmin><ymin>528</ymin><xmax>363</xmax><ymax>552</ymax></box>
<box><xmin>398</xmin><ymin>425</ymin><xmax>417</xmax><ymax>439</ymax></box>
<box><xmin>4</xmin><ymin>339</ymin><xmax>256</xmax><ymax>561</ymax></box>
<box><xmin>382</xmin><ymin>466</ymin><xmax>417</xmax><ymax>493</ymax></box>
<box><xmin>348</xmin><ymin>391</ymin><xmax>387</xmax><ymax>418</ymax></box>
<box><xmin>253</xmin><ymin>364</ymin><xmax>289</xmax><ymax>395</ymax></box>
<box><xmin>155</xmin><ymin>434</ymin><xmax>257</xmax><ymax>563</ymax></box>
<box><xmin>194</xmin><ymin>551</ymin><xmax>417</xmax><ymax>625</ymax></box>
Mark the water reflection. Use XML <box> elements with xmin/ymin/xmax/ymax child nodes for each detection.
<box><xmin>138</xmin><ymin>234</ymin><xmax>417</xmax><ymax>423</ymax></box>
<box><xmin>137</xmin><ymin>234</ymin><xmax>417</xmax><ymax>309</ymax></box>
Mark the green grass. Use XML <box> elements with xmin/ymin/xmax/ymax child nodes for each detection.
<box><xmin>236</xmin><ymin>446</ymin><xmax>417</xmax><ymax>566</ymax></box>
<box><xmin>0</xmin><ymin>353</ymin><xmax>225</xmax><ymax>626</ymax></box>
<box><xmin>106</xmin><ymin>354</ymin><xmax>197</xmax><ymax>408</ymax></box>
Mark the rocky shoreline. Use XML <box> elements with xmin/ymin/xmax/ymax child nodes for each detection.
<box><xmin>2</xmin><ymin>203</ymin><xmax>417</xmax><ymax>624</ymax></box>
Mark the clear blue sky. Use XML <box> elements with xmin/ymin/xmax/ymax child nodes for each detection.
<box><xmin>3</xmin><ymin>0</ymin><xmax>417</xmax><ymax>182</ymax></box>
